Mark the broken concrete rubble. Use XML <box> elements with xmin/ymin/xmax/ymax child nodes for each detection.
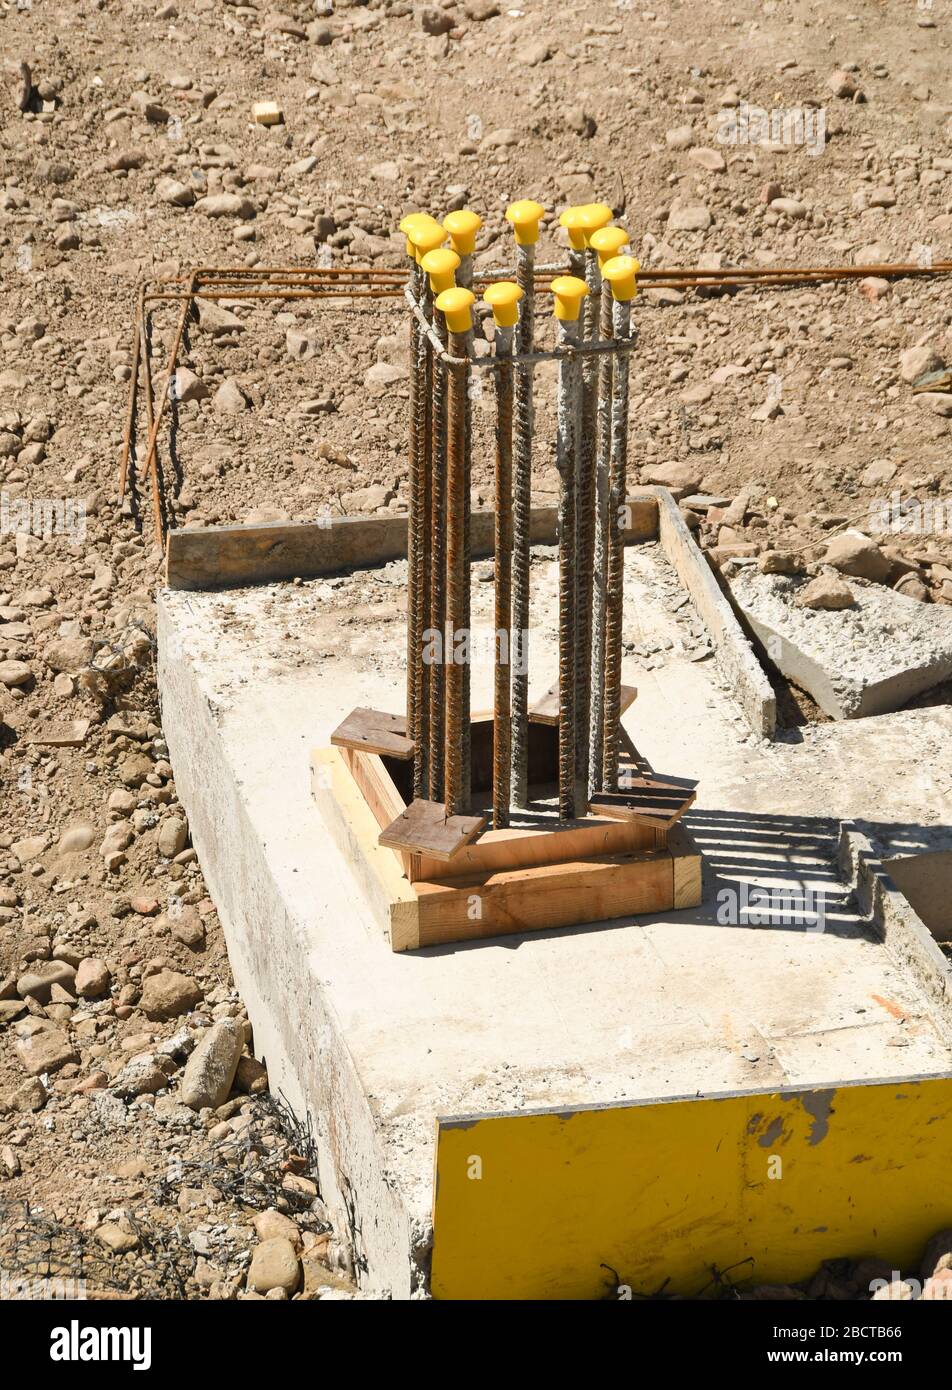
<box><xmin>730</xmin><ymin>569</ymin><xmax>952</xmax><ymax>718</ymax></box>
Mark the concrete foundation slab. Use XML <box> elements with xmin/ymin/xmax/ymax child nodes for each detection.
<box><xmin>157</xmin><ymin>543</ymin><xmax>952</xmax><ymax>1297</ymax></box>
<box><xmin>728</xmin><ymin>568</ymin><xmax>952</xmax><ymax>718</ymax></box>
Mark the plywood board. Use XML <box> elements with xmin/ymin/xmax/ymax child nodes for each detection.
<box><xmin>531</xmin><ymin>682</ymin><xmax>637</xmax><ymax>727</ymax></box>
<box><xmin>431</xmin><ymin>1074</ymin><xmax>952</xmax><ymax>1299</ymax></box>
<box><xmin>331</xmin><ymin>707</ymin><xmax>414</xmax><ymax>759</ymax></box>
<box><xmin>379</xmin><ymin>798</ymin><xmax>486</xmax><ymax>861</ymax></box>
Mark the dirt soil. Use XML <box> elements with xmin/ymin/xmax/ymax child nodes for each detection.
<box><xmin>2</xmin><ymin>0</ymin><xmax>952</xmax><ymax>1301</ymax></box>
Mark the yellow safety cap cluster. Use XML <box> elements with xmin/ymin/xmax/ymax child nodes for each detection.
<box><xmin>443</xmin><ymin>209</ymin><xmax>482</xmax><ymax>257</ymax></box>
<box><xmin>549</xmin><ymin>275</ymin><xmax>590</xmax><ymax>321</ymax></box>
<box><xmin>589</xmin><ymin>225</ymin><xmax>629</xmax><ymax>267</ymax></box>
<box><xmin>559</xmin><ymin>206</ymin><xmax>589</xmax><ymax>250</ymax></box>
<box><xmin>578</xmin><ymin>203</ymin><xmax>613</xmax><ymax>245</ymax></box>
<box><xmin>435</xmin><ymin>285</ymin><xmax>476</xmax><ymax>334</ymax></box>
<box><xmin>505</xmin><ymin>199</ymin><xmax>546</xmax><ymax>246</ymax></box>
<box><xmin>421</xmin><ymin>247</ymin><xmax>460</xmax><ymax>295</ymax></box>
<box><xmin>483</xmin><ymin>281</ymin><xmax>524</xmax><ymax>328</ymax></box>
<box><xmin>602</xmin><ymin>254</ymin><xmax>640</xmax><ymax>302</ymax></box>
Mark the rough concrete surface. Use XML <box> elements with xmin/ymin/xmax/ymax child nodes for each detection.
<box><xmin>729</xmin><ymin>568</ymin><xmax>952</xmax><ymax>718</ymax></box>
<box><xmin>158</xmin><ymin>547</ymin><xmax>952</xmax><ymax>1296</ymax></box>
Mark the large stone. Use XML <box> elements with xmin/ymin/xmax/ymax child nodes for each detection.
<box><xmin>179</xmin><ymin>1018</ymin><xmax>243</xmax><ymax>1109</ymax></box>
<box><xmin>213</xmin><ymin>379</ymin><xmax>248</xmax><ymax>415</ymax></box>
<box><xmin>0</xmin><ymin>659</ymin><xmax>32</xmax><ymax>688</ymax></box>
<box><xmin>14</xmin><ymin>1022</ymin><xmax>78</xmax><ymax>1076</ymax></box>
<box><xmin>12</xmin><ymin>834</ymin><xmax>48</xmax><ymax>864</ymax></box>
<box><xmin>56</xmin><ymin>823</ymin><xmax>96</xmax><ymax>854</ymax></box>
<box><xmin>170</xmin><ymin>368</ymin><xmax>209</xmax><ymax>404</ymax></box>
<box><xmin>253</xmin><ymin>1209</ymin><xmax>301</xmax><ymax>1246</ymax></box>
<box><xmin>798</xmin><ymin>574</ymin><xmax>855</xmax><ymax>611</ymax></box>
<box><xmin>823</xmin><ymin>531</ymin><xmax>892</xmax><ymax>583</ymax></box>
<box><xmin>900</xmin><ymin>343</ymin><xmax>943</xmax><ymax>384</ymax></box>
<box><xmin>157</xmin><ymin>817</ymin><xmax>188</xmax><ymax>858</ymax></box>
<box><xmin>196</xmin><ymin>300</ymin><xmax>243</xmax><ymax>336</ymax></box>
<box><xmin>247</xmin><ymin>1237</ymin><xmax>300</xmax><ymax>1295</ymax></box>
<box><xmin>667</xmin><ymin>198</ymin><xmax>712</xmax><ymax>232</ymax></box>
<box><xmin>75</xmin><ymin>958</ymin><xmax>111</xmax><ymax>998</ymax></box>
<box><xmin>139</xmin><ymin>970</ymin><xmax>202</xmax><ymax>1021</ymax></box>
<box><xmin>17</xmin><ymin>960</ymin><xmax>76</xmax><ymax>1003</ymax></box>
<box><xmin>44</xmin><ymin>636</ymin><xmax>95</xmax><ymax>673</ymax></box>
<box><xmin>641</xmin><ymin>462</ymin><xmax>702</xmax><ymax>497</ymax></box>
<box><xmin>195</xmin><ymin>193</ymin><xmax>255</xmax><ymax>219</ymax></box>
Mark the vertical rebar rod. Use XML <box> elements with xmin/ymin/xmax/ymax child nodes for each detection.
<box><xmin>140</xmin><ymin>273</ymin><xmax>196</xmax><ymax>550</ymax></box>
<box><xmin>461</xmin><ymin>324</ymin><xmax>473</xmax><ymax>809</ymax></box>
<box><xmin>456</xmin><ymin>250</ymin><xmax>474</xmax><ymax>807</ymax></box>
<box><xmin>510</xmin><ymin>241</ymin><xmax>534</xmax><ymax>808</ymax></box>
<box><xmin>589</xmin><ymin>281</ymin><xmax>614</xmax><ymax>796</ymax></box>
<box><xmin>419</xmin><ymin>280</ymin><xmax>433</xmax><ymax>797</ymax></box>
<box><xmin>603</xmin><ymin>297</ymin><xmax>631</xmax><ymax>792</ymax></box>
<box><xmin>118</xmin><ymin>288</ymin><xmax>143</xmax><ymax>501</ymax></box>
<box><xmin>444</xmin><ymin>330</ymin><xmax>469</xmax><ymax>817</ymax></box>
<box><xmin>555</xmin><ymin>318</ymin><xmax>580</xmax><ymax>821</ymax></box>
<box><xmin>407</xmin><ymin>262</ymin><xmax>428</xmax><ymax>798</ymax></box>
<box><xmin>575</xmin><ymin>247</ymin><xmax>600</xmax><ymax>804</ymax></box>
<box><xmin>492</xmin><ymin>323</ymin><xmax>515</xmax><ymax>829</ymax></box>
<box><xmin>427</xmin><ymin>312</ymin><xmax>448</xmax><ymax>804</ymax></box>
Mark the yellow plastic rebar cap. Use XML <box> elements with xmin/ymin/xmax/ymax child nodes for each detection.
<box><xmin>443</xmin><ymin>209</ymin><xmax>482</xmax><ymax>257</ymax></box>
<box><xmin>409</xmin><ymin>219</ymin><xmax>448</xmax><ymax>263</ymax></box>
<box><xmin>399</xmin><ymin>212</ymin><xmax>440</xmax><ymax>258</ymax></box>
<box><xmin>550</xmin><ymin>275</ymin><xmax>590</xmax><ymax>321</ymax></box>
<box><xmin>483</xmin><ymin>281</ymin><xmax>525</xmax><ymax>329</ymax></box>
<box><xmin>505</xmin><ymin>199</ymin><xmax>546</xmax><ymax>246</ymax></box>
<box><xmin>435</xmin><ymin>285</ymin><xmax>476</xmax><ymax>334</ymax></box>
<box><xmin>421</xmin><ymin>247</ymin><xmax>461</xmax><ymax>294</ymax></box>
<box><xmin>602</xmin><ymin>254</ymin><xmax>640</xmax><ymax>302</ymax></box>
<box><xmin>589</xmin><ymin>225</ymin><xmax>630</xmax><ymax>267</ymax></box>
<box><xmin>578</xmin><ymin>203</ymin><xmax>613</xmax><ymax>245</ymax></box>
<box><xmin>559</xmin><ymin>206</ymin><xmax>589</xmax><ymax>251</ymax></box>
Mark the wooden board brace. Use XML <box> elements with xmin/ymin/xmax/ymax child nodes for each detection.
<box><xmin>379</xmin><ymin>798</ymin><xmax>487</xmax><ymax>861</ymax></box>
<box><xmin>531</xmin><ymin>682</ymin><xmax>637</xmax><ymax>728</ymax></box>
<box><xmin>331</xmin><ymin>706</ymin><xmax>415</xmax><ymax>760</ymax></box>
<box><xmin>589</xmin><ymin>773</ymin><xmax>697</xmax><ymax>831</ymax></box>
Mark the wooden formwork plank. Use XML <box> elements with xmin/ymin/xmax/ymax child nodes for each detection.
<box><xmin>412</xmin><ymin>853</ymin><xmax>674</xmax><ymax>949</ymax></box>
<box><xmin>165</xmin><ymin>495</ymin><xmax>658</xmax><ymax>591</ymax></box>
<box><xmin>667</xmin><ymin>821</ymin><xmax>703</xmax><ymax>909</ymax></box>
<box><xmin>412</xmin><ymin>815</ymin><xmax>658</xmax><ymax>882</ymax></box>
<box><xmin>310</xmin><ymin>748</ymin><xmax>418</xmax><ymax>950</ymax></box>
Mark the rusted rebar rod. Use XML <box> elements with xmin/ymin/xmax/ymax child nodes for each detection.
<box><xmin>602</xmin><ymin>264</ymin><xmax>634</xmax><ymax>792</ymax></box>
<box><xmin>490</xmin><ymin>313</ymin><xmax>515</xmax><ymax>829</ymax></box>
<box><xmin>589</xmin><ymin>275</ymin><xmax>615</xmax><ymax>797</ymax></box>
<box><xmin>551</xmin><ymin>275</ymin><xmax>588</xmax><ymax>821</ymax></box>
<box><xmin>505</xmin><ymin>203</ymin><xmax>545</xmax><ymax>808</ymax></box>
<box><xmin>510</xmin><ymin>235</ymin><xmax>535</xmax><ymax>809</ymax></box>
<box><xmin>139</xmin><ymin>274</ymin><xmax>196</xmax><ymax>549</ymax></box>
<box><xmin>444</xmin><ymin>327</ymin><xmax>469</xmax><ymax>817</ymax></box>
<box><xmin>407</xmin><ymin>260</ymin><xmax>429</xmax><ymax>799</ymax></box>
<box><xmin>118</xmin><ymin>289</ymin><xmax>143</xmax><ymax>502</ymax></box>
<box><xmin>428</xmin><ymin>309</ymin><xmax>448</xmax><ymax>804</ymax></box>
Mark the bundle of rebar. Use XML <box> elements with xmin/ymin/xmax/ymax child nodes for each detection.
<box><xmin>402</xmin><ymin>203</ymin><xmax>642</xmax><ymax>829</ymax></box>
